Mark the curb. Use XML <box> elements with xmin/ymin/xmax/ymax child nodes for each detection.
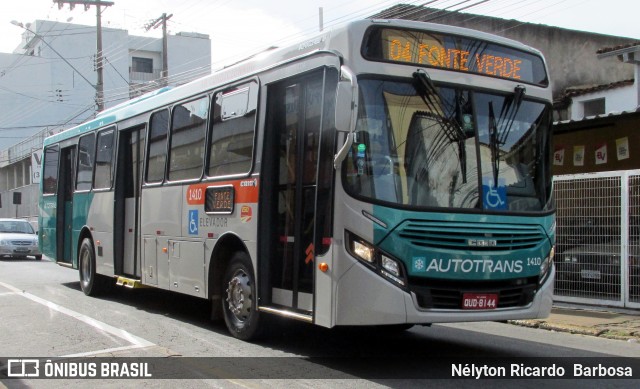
<box><xmin>508</xmin><ymin>319</ymin><xmax>640</xmax><ymax>342</ymax></box>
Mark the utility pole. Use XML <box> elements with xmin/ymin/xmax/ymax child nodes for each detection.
<box><xmin>145</xmin><ymin>13</ymin><xmax>173</xmax><ymax>86</ymax></box>
<box><xmin>53</xmin><ymin>0</ymin><xmax>114</xmax><ymax>112</ymax></box>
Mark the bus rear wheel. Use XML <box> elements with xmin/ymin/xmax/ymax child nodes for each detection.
<box><xmin>78</xmin><ymin>238</ymin><xmax>108</xmax><ymax>296</ymax></box>
<box><xmin>222</xmin><ymin>252</ymin><xmax>261</xmax><ymax>340</ymax></box>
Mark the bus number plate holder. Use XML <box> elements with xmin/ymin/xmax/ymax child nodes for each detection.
<box><xmin>462</xmin><ymin>293</ymin><xmax>498</xmax><ymax>310</ymax></box>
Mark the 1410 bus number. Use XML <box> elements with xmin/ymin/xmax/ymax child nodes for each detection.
<box><xmin>188</xmin><ymin>187</ymin><xmax>203</xmax><ymax>202</ymax></box>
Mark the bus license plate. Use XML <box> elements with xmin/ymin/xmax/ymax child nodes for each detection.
<box><xmin>462</xmin><ymin>293</ymin><xmax>498</xmax><ymax>310</ymax></box>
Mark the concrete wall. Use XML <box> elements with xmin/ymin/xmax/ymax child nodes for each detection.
<box><xmin>0</xmin><ymin>177</ymin><xmax>39</xmax><ymax>221</ymax></box>
<box><xmin>0</xmin><ymin>52</ymin><xmax>55</xmax><ymax>152</ymax></box>
<box><xmin>168</xmin><ymin>33</ymin><xmax>211</xmax><ymax>78</ymax></box>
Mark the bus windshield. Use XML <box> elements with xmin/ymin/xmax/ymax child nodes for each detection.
<box><xmin>343</xmin><ymin>77</ymin><xmax>552</xmax><ymax>212</ymax></box>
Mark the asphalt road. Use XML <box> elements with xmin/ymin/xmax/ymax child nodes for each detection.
<box><xmin>0</xmin><ymin>257</ymin><xmax>638</xmax><ymax>388</ymax></box>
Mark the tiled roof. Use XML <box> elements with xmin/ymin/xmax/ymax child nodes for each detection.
<box><xmin>553</xmin><ymin>79</ymin><xmax>634</xmax><ymax>109</ymax></box>
<box><xmin>562</xmin><ymin>79</ymin><xmax>634</xmax><ymax>98</ymax></box>
<box><xmin>597</xmin><ymin>42</ymin><xmax>640</xmax><ymax>54</ymax></box>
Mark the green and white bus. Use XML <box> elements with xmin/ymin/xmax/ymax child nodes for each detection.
<box><xmin>39</xmin><ymin>19</ymin><xmax>555</xmax><ymax>340</ymax></box>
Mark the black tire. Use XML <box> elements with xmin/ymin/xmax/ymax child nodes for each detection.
<box><xmin>222</xmin><ymin>252</ymin><xmax>262</xmax><ymax>340</ymax></box>
<box><xmin>34</xmin><ymin>255</ymin><xmax>42</xmax><ymax>261</ymax></box>
<box><xmin>78</xmin><ymin>238</ymin><xmax>108</xmax><ymax>296</ymax></box>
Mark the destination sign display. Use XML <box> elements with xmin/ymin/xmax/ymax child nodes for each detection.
<box><xmin>362</xmin><ymin>27</ymin><xmax>548</xmax><ymax>87</ymax></box>
<box><xmin>205</xmin><ymin>185</ymin><xmax>235</xmax><ymax>214</ymax></box>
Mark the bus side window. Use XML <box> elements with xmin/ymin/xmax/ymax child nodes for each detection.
<box><xmin>42</xmin><ymin>145</ymin><xmax>60</xmax><ymax>195</ymax></box>
<box><xmin>93</xmin><ymin>129</ymin><xmax>115</xmax><ymax>189</ymax></box>
<box><xmin>76</xmin><ymin>133</ymin><xmax>95</xmax><ymax>191</ymax></box>
<box><xmin>208</xmin><ymin>82</ymin><xmax>258</xmax><ymax>177</ymax></box>
<box><xmin>168</xmin><ymin>96</ymin><xmax>208</xmax><ymax>181</ymax></box>
<box><xmin>147</xmin><ymin>109</ymin><xmax>169</xmax><ymax>183</ymax></box>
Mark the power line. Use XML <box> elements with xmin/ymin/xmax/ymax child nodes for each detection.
<box><xmin>144</xmin><ymin>13</ymin><xmax>173</xmax><ymax>86</ymax></box>
<box><xmin>4</xmin><ymin>0</ymin><xmax>585</xmax><ymax>150</ymax></box>
<box><xmin>53</xmin><ymin>0</ymin><xmax>115</xmax><ymax>112</ymax></box>
<box><xmin>10</xmin><ymin>21</ymin><xmax>96</xmax><ymax>90</ymax></box>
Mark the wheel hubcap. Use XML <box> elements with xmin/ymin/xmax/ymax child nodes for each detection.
<box><xmin>226</xmin><ymin>270</ymin><xmax>252</xmax><ymax>323</ymax></box>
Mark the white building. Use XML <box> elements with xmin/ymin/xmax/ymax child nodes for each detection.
<box><xmin>0</xmin><ymin>20</ymin><xmax>211</xmax><ymax>220</ymax></box>
<box><xmin>558</xmin><ymin>43</ymin><xmax>640</xmax><ymax>121</ymax></box>
<box><xmin>561</xmin><ymin>79</ymin><xmax>636</xmax><ymax>120</ymax></box>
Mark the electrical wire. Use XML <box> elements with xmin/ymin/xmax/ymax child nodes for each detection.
<box><xmin>1</xmin><ymin>0</ymin><xmax>601</xmax><ymax>152</ymax></box>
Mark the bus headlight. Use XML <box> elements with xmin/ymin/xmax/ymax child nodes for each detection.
<box><xmin>381</xmin><ymin>255</ymin><xmax>400</xmax><ymax>276</ymax></box>
<box><xmin>353</xmin><ymin>240</ymin><xmax>375</xmax><ymax>264</ymax></box>
<box><xmin>381</xmin><ymin>255</ymin><xmax>405</xmax><ymax>286</ymax></box>
<box><xmin>346</xmin><ymin>231</ymin><xmax>407</xmax><ymax>288</ymax></box>
<box><xmin>539</xmin><ymin>246</ymin><xmax>555</xmax><ymax>284</ymax></box>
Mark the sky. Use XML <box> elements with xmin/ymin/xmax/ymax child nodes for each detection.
<box><xmin>1</xmin><ymin>0</ymin><xmax>639</xmax><ymax>70</ymax></box>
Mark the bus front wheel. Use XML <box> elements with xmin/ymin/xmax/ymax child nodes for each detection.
<box><xmin>79</xmin><ymin>238</ymin><xmax>107</xmax><ymax>296</ymax></box>
<box><xmin>222</xmin><ymin>252</ymin><xmax>261</xmax><ymax>340</ymax></box>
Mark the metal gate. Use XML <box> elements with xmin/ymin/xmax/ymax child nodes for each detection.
<box><xmin>553</xmin><ymin>170</ymin><xmax>640</xmax><ymax>308</ymax></box>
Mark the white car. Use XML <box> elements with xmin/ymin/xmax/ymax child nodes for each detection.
<box><xmin>0</xmin><ymin>218</ymin><xmax>42</xmax><ymax>261</ymax></box>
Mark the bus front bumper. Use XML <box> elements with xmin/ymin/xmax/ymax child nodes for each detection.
<box><xmin>334</xmin><ymin>262</ymin><xmax>555</xmax><ymax>326</ymax></box>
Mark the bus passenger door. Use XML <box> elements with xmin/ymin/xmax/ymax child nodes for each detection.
<box><xmin>115</xmin><ymin>126</ymin><xmax>145</xmax><ymax>277</ymax></box>
<box><xmin>260</xmin><ymin>69</ymin><xmax>336</xmax><ymax>317</ymax></box>
<box><xmin>57</xmin><ymin>146</ymin><xmax>76</xmax><ymax>265</ymax></box>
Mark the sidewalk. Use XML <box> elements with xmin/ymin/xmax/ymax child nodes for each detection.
<box><xmin>510</xmin><ymin>304</ymin><xmax>640</xmax><ymax>342</ymax></box>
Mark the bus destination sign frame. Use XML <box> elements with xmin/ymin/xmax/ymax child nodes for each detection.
<box><xmin>205</xmin><ymin>185</ymin><xmax>235</xmax><ymax>215</ymax></box>
<box><xmin>362</xmin><ymin>26</ymin><xmax>549</xmax><ymax>87</ymax></box>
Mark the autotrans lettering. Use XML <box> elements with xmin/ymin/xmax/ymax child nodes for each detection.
<box><xmin>414</xmin><ymin>258</ymin><xmax>524</xmax><ymax>274</ymax></box>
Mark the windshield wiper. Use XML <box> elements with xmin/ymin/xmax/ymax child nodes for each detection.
<box><xmin>498</xmin><ymin>85</ymin><xmax>526</xmax><ymax>145</ymax></box>
<box><xmin>412</xmin><ymin>69</ymin><xmax>468</xmax><ymax>183</ymax></box>
<box><xmin>488</xmin><ymin>101</ymin><xmax>499</xmax><ymax>188</ymax></box>
<box><xmin>488</xmin><ymin>85</ymin><xmax>526</xmax><ymax>188</ymax></box>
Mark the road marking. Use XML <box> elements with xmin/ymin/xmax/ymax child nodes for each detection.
<box><xmin>62</xmin><ymin>344</ymin><xmax>151</xmax><ymax>358</ymax></box>
<box><xmin>0</xmin><ymin>280</ymin><xmax>155</xmax><ymax>357</ymax></box>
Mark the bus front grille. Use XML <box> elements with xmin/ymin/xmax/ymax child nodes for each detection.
<box><xmin>408</xmin><ymin>277</ymin><xmax>538</xmax><ymax>309</ymax></box>
<box><xmin>397</xmin><ymin>220</ymin><xmax>546</xmax><ymax>251</ymax></box>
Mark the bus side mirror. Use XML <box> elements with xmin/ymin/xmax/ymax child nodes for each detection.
<box><xmin>333</xmin><ymin>67</ymin><xmax>357</xmax><ymax>169</ymax></box>
<box><xmin>333</xmin><ymin>81</ymin><xmax>355</xmax><ymax>170</ymax></box>
<box><xmin>335</xmin><ymin>80</ymin><xmax>353</xmax><ymax>132</ymax></box>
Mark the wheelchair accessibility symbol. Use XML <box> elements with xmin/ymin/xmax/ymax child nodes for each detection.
<box><xmin>188</xmin><ymin>210</ymin><xmax>199</xmax><ymax>235</ymax></box>
<box><xmin>482</xmin><ymin>177</ymin><xmax>507</xmax><ymax>210</ymax></box>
